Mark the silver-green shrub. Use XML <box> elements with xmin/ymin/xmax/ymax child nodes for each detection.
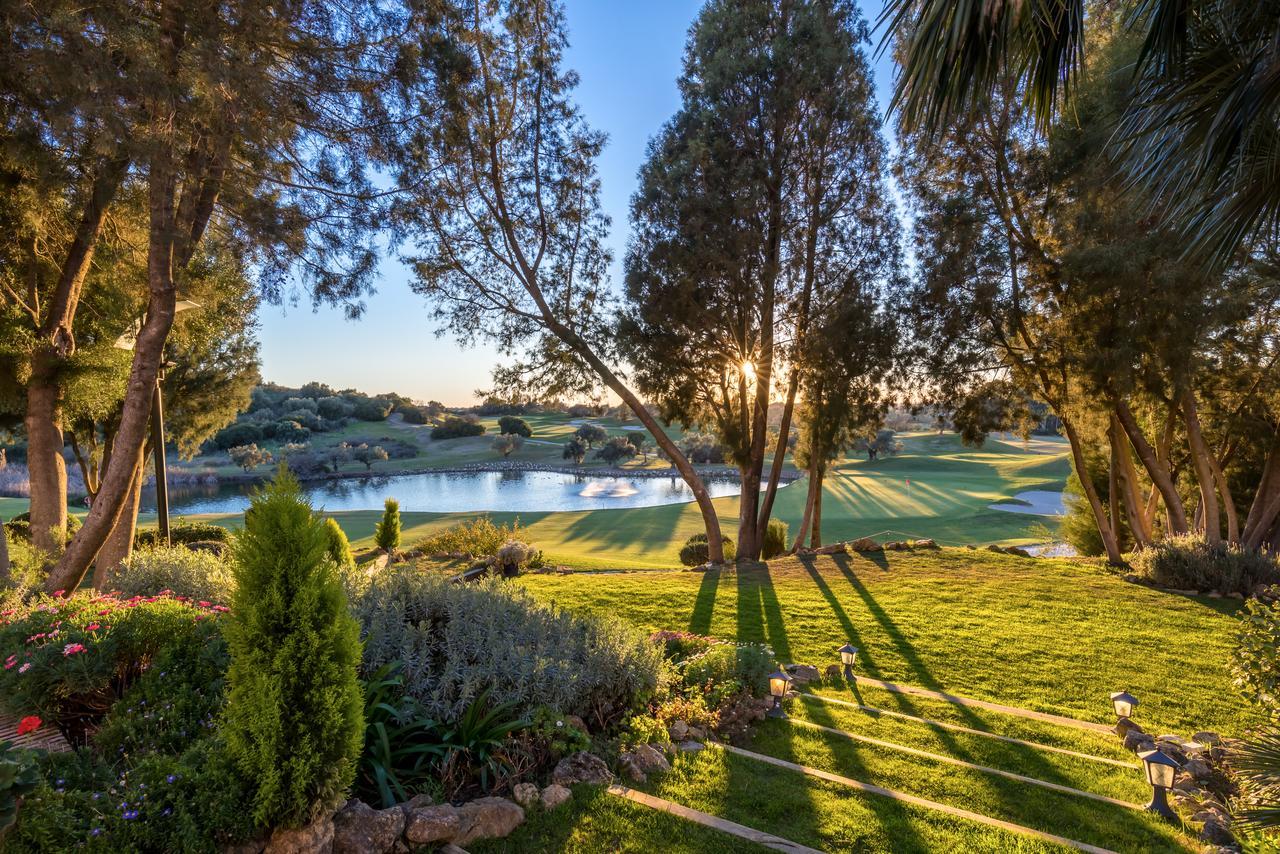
<box><xmin>353</xmin><ymin>569</ymin><xmax>662</xmax><ymax>729</ymax></box>
<box><xmin>107</xmin><ymin>545</ymin><xmax>235</xmax><ymax>603</ymax></box>
<box><xmin>1130</xmin><ymin>534</ymin><xmax>1280</xmax><ymax>595</ymax></box>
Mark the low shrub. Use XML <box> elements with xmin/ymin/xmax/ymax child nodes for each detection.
<box><xmin>681</xmin><ymin>642</ymin><xmax>774</xmax><ymax>696</ymax></box>
<box><xmin>1234</xmin><ymin>594</ymin><xmax>1280</xmax><ymax>720</ymax></box>
<box><xmin>134</xmin><ymin>521</ymin><xmax>230</xmax><ymax>549</ymax></box>
<box><xmin>762</xmin><ymin>518</ymin><xmax>788</xmax><ymax>559</ymax></box>
<box><xmin>356</xmin><ymin>663</ymin><xmax>445</xmax><ymax>808</ymax></box>
<box><xmin>412</xmin><ymin>517</ymin><xmax>527</xmax><ymax>558</ymax></box>
<box><xmin>4</xmin><ymin>512</ymin><xmax>80</xmax><ymax>546</ymax></box>
<box><xmin>431</xmin><ymin>416</ymin><xmax>485</xmax><ymax>440</ymax></box>
<box><xmin>650</xmin><ymin>630</ymin><xmax>716</xmax><ymax>662</ymax></box>
<box><xmin>497</xmin><ymin>416</ymin><xmax>532</xmax><ymax>438</ymax></box>
<box><xmin>0</xmin><ymin>592</ymin><xmax>227</xmax><ymax>745</ymax></box>
<box><xmin>678</xmin><ymin>533</ymin><xmax>736</xmax><ymax>567</ymax></box>
<box><xmin>355</xmin><ymin>570</ymin><xmax>662</xmax><ymax>730</ymax></box>
<box><xmin>105</xmin><ymin>546</ymin><xmax>234</xmax><ymax>603</ymax></box>
<box><xmin>1130</xmin><ymin>534</ymin><xmax>1280</xmax><ymax>595</ymax></box>
<box><xmin>223</xmin><ymin>471</ymin><xmax>363</xmax><ymax>829</ymax></box>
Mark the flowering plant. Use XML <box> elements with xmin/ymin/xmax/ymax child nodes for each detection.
<box><xmin>0</xmin><ymin>591</ymin><xmax>227</xmax><ymax>745</ymax></box>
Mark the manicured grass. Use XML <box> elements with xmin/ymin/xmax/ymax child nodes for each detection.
<box><xmin>638</xmin><ymin>747</ymin><xmax>1095</xmax><ymax>853</ymax></box>
<box><xmin>469</xmin><ymin>784</ymin><xmax>772</xmax><ymax>853</ymax></box>
<box><xmin>518</xmin><ymin>550</ymin><xmax>1255</xmax><ymax>737</ymax></box>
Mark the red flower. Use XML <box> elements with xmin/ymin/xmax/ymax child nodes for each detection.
<box><xmin>51</xmin><ymin>589</ymin><xmax>65</xmax><ymax>598</ymax></box>
<box><xmin>84</xmin><ymin>623</ymin><xmax>101</xmax><ymax>632</ymax></box>
<box><xmin>62</xmin><ymin>642</ymin><xmax>86</xmax><ymax>656</ymax></box>
<box><xmin>16</xmin><ymin>715</ymin><xmax>42</xmax><ymax>735</ymax></box>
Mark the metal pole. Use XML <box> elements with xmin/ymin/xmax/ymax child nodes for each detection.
<box><xmin>151</xmin><ymin>374</ymin><xmax>170</xmax><ymax>546</ymax></box>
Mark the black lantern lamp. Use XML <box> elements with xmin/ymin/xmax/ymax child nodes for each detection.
<box><xmin>838</xmin><ymin>643</ymin><xmax>859</xmax><ymax>680</ymax></box>
<box><xmin>1137</xmin><ymin>747</ymin><xmax>1181</xmax><ymax>820</ymax></box>
<box><xmin>767</xmin><ymin>669</ymin><xmax>793</xmax><ymax>719</ymax></box>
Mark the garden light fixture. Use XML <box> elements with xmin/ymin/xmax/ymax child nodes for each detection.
<box><xmin>838</xmin><ymin>643</ymin><xmax>858</xmax><ymax>680</ymax></box>
<box><xmin>1110</xmin><ymin>690</ymin><xmax>1138</xmax><ymax>720</ymax></box>
<box><xmin>767</xmin><ymin>669</ymin><xmax>793</xmax><ymax>719</ymax></box>
<box><xmin>1137</xmin><ymin>747</ymin><xmax>1180</xmax><ymax>820</ymax></box>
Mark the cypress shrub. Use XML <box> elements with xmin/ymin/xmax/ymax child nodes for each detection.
<box><xmin>374</xmin><ymin>498</ymin><xmax>401</xmax><ymax>552</ymax></box>
<box><xmin>323</xmin><ymin>517</ymin><xmax>354</xmax><ymax>569</ymax></box>
<box><xmin>222</xmin><ymin>469</ymin><xmax>363</xmax><ymax>828</ymax></box>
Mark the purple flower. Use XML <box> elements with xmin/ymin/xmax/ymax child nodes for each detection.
<box><xmin>91</xmin><ymin>828</ymin><xmax>102</xmax><ymax>837</ymax></box>
<box><xmin>123</xmin><ymin>810</ymin><xmax>139</xmax><ymax>820</ymax></box>
<box><xmin>165</xmin><ymin>775</ymin><xmax>176</xmax><ymax>784</ymax></box>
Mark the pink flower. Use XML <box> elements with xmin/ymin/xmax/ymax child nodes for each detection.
<box><xmin>18</xmin><ymin>663</ymin><xmax>31</xmax><ymax>674</ymax></box>
<box><xmin>52</xmin><ymin>589</ymin><xmax>65</xmax><ymax>598</ymax></box>
<box><xmin>3</xmin><ymin>654</ymin><xmax>16</xmax><ymax>670</ymax></box>
<box><xmin>85</xmin><ymin>623</ymin><xmax>101</xmax><ymax>632</ymax></box>
<box><xmin>198</xmin><ymin>601</ymin><xmax>211</xmax><ymax>608</ymax></box>
<box><xmin>62</xmin><ymin>643</ymin><xmax>86</xmax><ymax>656</ymax></box>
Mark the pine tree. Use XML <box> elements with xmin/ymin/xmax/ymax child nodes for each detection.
<box><xmin>374</xmin><ymin>498</ymin><xmax>401</xmax><ymax>552</ymax></box>
<box><xmin>223</xmin><ymin>468</ymin><xmax>363</xmax><ymax>828</ymax></box>
<box><xmin>323</xmin><ymin>517</ymin><xmax>355</xmax><ymax>570</ymax></box>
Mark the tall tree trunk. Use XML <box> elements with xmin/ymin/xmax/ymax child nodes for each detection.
<box><xmin>0</xmin><ymin>520</ymin><xmax>10</xmax><ymax>587</ymax></box>
<box><xmin>1181</xmin><ymin>387</ymin><xmax>1221</xmax><ymax>545</ymax></box>
<box><xmin>93</xmin><ymin>458</ymin><xmax>144</xmax><ymax>588</ymax></box>
<box><xmin>24</xmin><ymin>374</ymin><xmax>67</xmax><ymax>553</ymax></box>
<box><xmin>24</xmin><ymin>157</ymin><xmax>128</xmax><ymax>555</ymax></box>
<box><xmin>758</xmin><ymin>370</ymin><xmax>799</xmax><ymax>537</ymax></box>
<box><xmin>792</xmin><ymin>460</ymin><xmax>820</xmax><ymax>552</ymax></box>
<box><xmin>810</xmin><ymin>473</ymin><xmax>824</xmax><ymax>548</ymax></box>
<box><xmin>1108</xmin><ymin>437</ymin><xmax>1121</xmax><ymax>538</ymax></box>
<box><xmin>1244</xmin><ymin>432</ymin><xmax>1280</xmax><ymax>548</ymax></box>
<box><xmin>1110</xmin><ymin>415</ymin><xmax>1150</xmax><ymax>547</ymax></box>
<box><xmin>1063</xmin><ymin>416</ymin><xmax>1124</xmax><ymax>564</ymax></box>
<box><xmin>46</xmin><ymin>139</ymin><xmax>181</xmax><ymax>593</ymax></box>
<box><xmin>1114</xmin><ymin>399</ymin><xmax>1188</xmax><ymax>535</ymax></box>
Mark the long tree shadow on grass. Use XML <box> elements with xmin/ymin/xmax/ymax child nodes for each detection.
<box><xmin>688</xmin><ymin>568</ymin><xmax>722</xmax><ymax>635</ymax></box>
<box><xmin>816</xmin><ymin>553</ymin><xmax>1169</xmax><ymax>847</ymax></box>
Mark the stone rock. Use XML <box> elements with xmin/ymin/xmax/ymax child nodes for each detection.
<box><xmin>1183</xmin><ymin>758</ymin><xmax>1212</xmax><ymax>780</ymax></box>
<box><xmin>1121</xmin><ymin>573</ymin><xmax>1142</xmax><ymax>584</ymax></box>
<box><xmin>985</xmin><ymin>544</ymin><xmax>1005</xmax><ymax>553</ymax></box>
<box><xmin>910</xmin><ymin>538</ymin><xmax>939</xmax><ymax>549</ymax></box>
<box><xmin>512</xmin><ymin>782</ymin><xmax>540</xmax><ymax>809</ymax></box>
<box><xmin>266</xmin><ymin>818</ymin><xmax>335</xmax><ymax>854</ymax></box>
<box><xmin>619</xmin><ymin>753</ymin><xmax>647</xmax><ymax>783</ymax></box>
<box><xmin>223</xmin><ymin>839</ymin><xmax>267</xmax><ymax>854</ymax></box>
<box><xmin>404</xmin><ymin>793</ymin><xmax>434</xmax><ymax>810</ymax></box>
<box><xmin>404</xmin><ymin>804</ymin><xmax>461</xmax><ymax>845</ymax></box>
<box><xmin>1206</xmin><ymin>590</ymin><xmax>1223</xmax><ymax>599</ymax></box>
<box><xmin>785</xmin><ymin>664</ymin><xmax>820</xmax><ymax>685</ymax></box>
<box><xmin>1113</xmin><ymin>717</ymin><xmax>1144</xmax><ymax>738</ymax></box>
<box><xmin>849</xmin><ymin>537</ymin><xmax>881</xmax><ymax>552</ymax></box>
<box><xmin>430</xmin><ymin>551</ymin><xmax>451</xmax><ymax>560</ymax></box>
<box><xmin>1004</xmin><ymin>546</ymin><xmax>1032</xmax><ymax>557</ymax></box>
<box><xmin>564</xmin><ymin>714</ymin><xmax>588</xmax><ymax>734</ymax></box>
<box><xmin>633</xmin><ymin>743</ymin><xmax>671</xmax><ymax>774</ymax></box>
<box><xmin>678</xmin><ymin>740</ymin><xmax>705</xmax><ymax>752</ymax></box>
<box><xmin>1228</xmin><ymin>591</ymin><xmax>1245</xmax><ymax>599</ymax></box>
<box><xmin>332</xmin><ymin>800</ymin><xmax>405</xmax><ymax>854</ymax></box>
<box><xmin>813</xmin><ymin>543</ymin><xmax>847</xmax><ymax>555</ymax></box>
<box><xmin>1191</xmin><ymin>807</ymin><xmax>1228</xmax><ymax>824</ymax></box>
<box><xmin>687</xmin><ymin>725</ymin><xmax>707</xmax><ymax>741</ymax></box>
<box><xmin>1122</xmin><ymin>730</ymin><xmax>1155</xmax><ymax>753</ymax></box>
<box><xmin>883</xmin><ymin>540</ymin><xmax>909</xmax><ymax>551</ymax></box>
<box><xmin>667</xmin><ymin>719</ymin><xmax>689</xmax><ymax>741</ymax></box>
<box><xmin>552</xmin><ymin>752</ymin><xmax>613</xmax><ymax>787</ymax></box>
<box><xmin>438</xmin><ymin>846</ymin><xmax>468</xmax><ymax>854</ymax></box>
<box><xmin>1192</xmin><ymin>731</ymin><xmax>1221</xmax><ymax>746</ymax></box>
<box><xmin>1200</xmin><ymin>818</ymin><xmax>1235</xmax><ymax>846</ymax></box>
<box><xmin>541</xmin><ymin>784</ymin><xmax>572</xmax><ymax>810</ymax></box>
<box><xmin>453</xmin><ymin>797</ymin><xmax>525</xmax><ymax>846</ymax></box>
<box><xmin>824</xmin><ymin>663</ymin><xmax>843</xmax><ymax>681</ymax></box>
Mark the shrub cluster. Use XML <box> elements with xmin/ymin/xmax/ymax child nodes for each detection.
<box><xmin>106</xmin><ymin>546</ymin><xmax>235</xmax><ymax>603</ymax></box>
<box><xmin>134</xmin><ymin>521</ymin><xmax>230</xmax><ymax>549</ymax></box>
<box><xmin>354</xmin><ymin>570</ymin><xmax>662</xmax><ymax>730</ymax></box>
<box><xmin>431</xmin><ymin>415</ymin><xmax>485</xmax><ymax>440</ymax></box>
<box><xmin>1130</xmin><ymin>534</ymin><xmax>1280</xmax><ymax>595</ymax></box>
<box><xmin>679</xmin><ymin>532</ymin><xmax>737</xmax><ymax>566</ymax></box>
<box><xmin>762</xmin><ymin>518</ymin><xmax>788</xmax><ymax>559</ymax></box>
<box><xmin>412</xmin><ymin>516</ymin><xmax>528</xmax><ymax>557</ymax></box>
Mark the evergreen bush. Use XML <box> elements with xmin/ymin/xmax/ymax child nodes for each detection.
<box><xmin>107</xmin><ymin>545</ymin><xmax>234</xmax><ymax>603</ymax></box>
<box><xmin>374</xmin><ymin>498</ymin><xmax>401</xmax><ymax>552</ymax></box>
<box><xmin>1130</xmin><ymin>534</ymin><xmax>1280</xmax><ymax>595</ymax></box>
<box><xmin>679</xmin><ymin>533</ymin><xmax>736</xmax><ymax>566</ymax></box>
<box><xmin>222</xmin><ymin>470</ymin><xmax>363</xmax><ymax>828</ymax></box>
<box><xmin>323</xmin><ymin>518</ymin><xmax>355</xmax><ymax>569</ymax></box>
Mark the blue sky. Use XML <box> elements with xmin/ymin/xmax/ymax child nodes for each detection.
<box><xmin>257</xmin><ymin>0</ymin><xmax>895</xmax><ymax>405</ymax></box>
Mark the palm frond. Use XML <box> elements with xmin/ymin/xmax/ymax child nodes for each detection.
<box><xmin>1231</xmin><ymin>728</ymin><xmax>1280</xmax><ymax>829</ymax></box>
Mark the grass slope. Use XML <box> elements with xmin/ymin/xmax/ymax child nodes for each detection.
<box><xmin>518</xmin><ymin>550</ymin><xmax>1254</xmax><ymax>737</ymax></box>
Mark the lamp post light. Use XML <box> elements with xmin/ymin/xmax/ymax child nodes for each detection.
<box><xmin>838</xmin><ymin>643</ymin><xmax>859</xmax><ymax>680</ymax></box>
<box><xmin>767</xmin><ymin>669</ymin><xmax>793</xmax><ymax>719</ymax></box>
<box><xmin>1110</xmin><ymin>691</ymin><xmax>1138</xmax><ymax>720</ymax></box>
<box><xmin>113</xmin><ymin>300</ymin><xmax>201</xmax><ymax>547</ymax></box>
<box><xmin>1137</xmin><ymin>747</ymin><xmax>1181</xmax><ymax>820</ymax></box>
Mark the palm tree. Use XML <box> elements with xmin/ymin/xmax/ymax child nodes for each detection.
<box><xmin>882</xmin><ymin>0</ymin><xmax>1280</xmax><ymax>266</ymax></box>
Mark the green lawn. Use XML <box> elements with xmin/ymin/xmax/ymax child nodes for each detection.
<box><xmin>518</xmin><ymin>550</ymin><xmax>1254</xmax><ymax>736</ymax></box>
<box><xmin>491</xmin><ymin>549</ymin><xmax>1246</xmax><ymax>852</ymax></box>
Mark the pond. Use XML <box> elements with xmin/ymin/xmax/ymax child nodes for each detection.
<box><xmin>141</xmin><ymin>469</ymin><xmax>750</xmax><ymax>516</ymax></box>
